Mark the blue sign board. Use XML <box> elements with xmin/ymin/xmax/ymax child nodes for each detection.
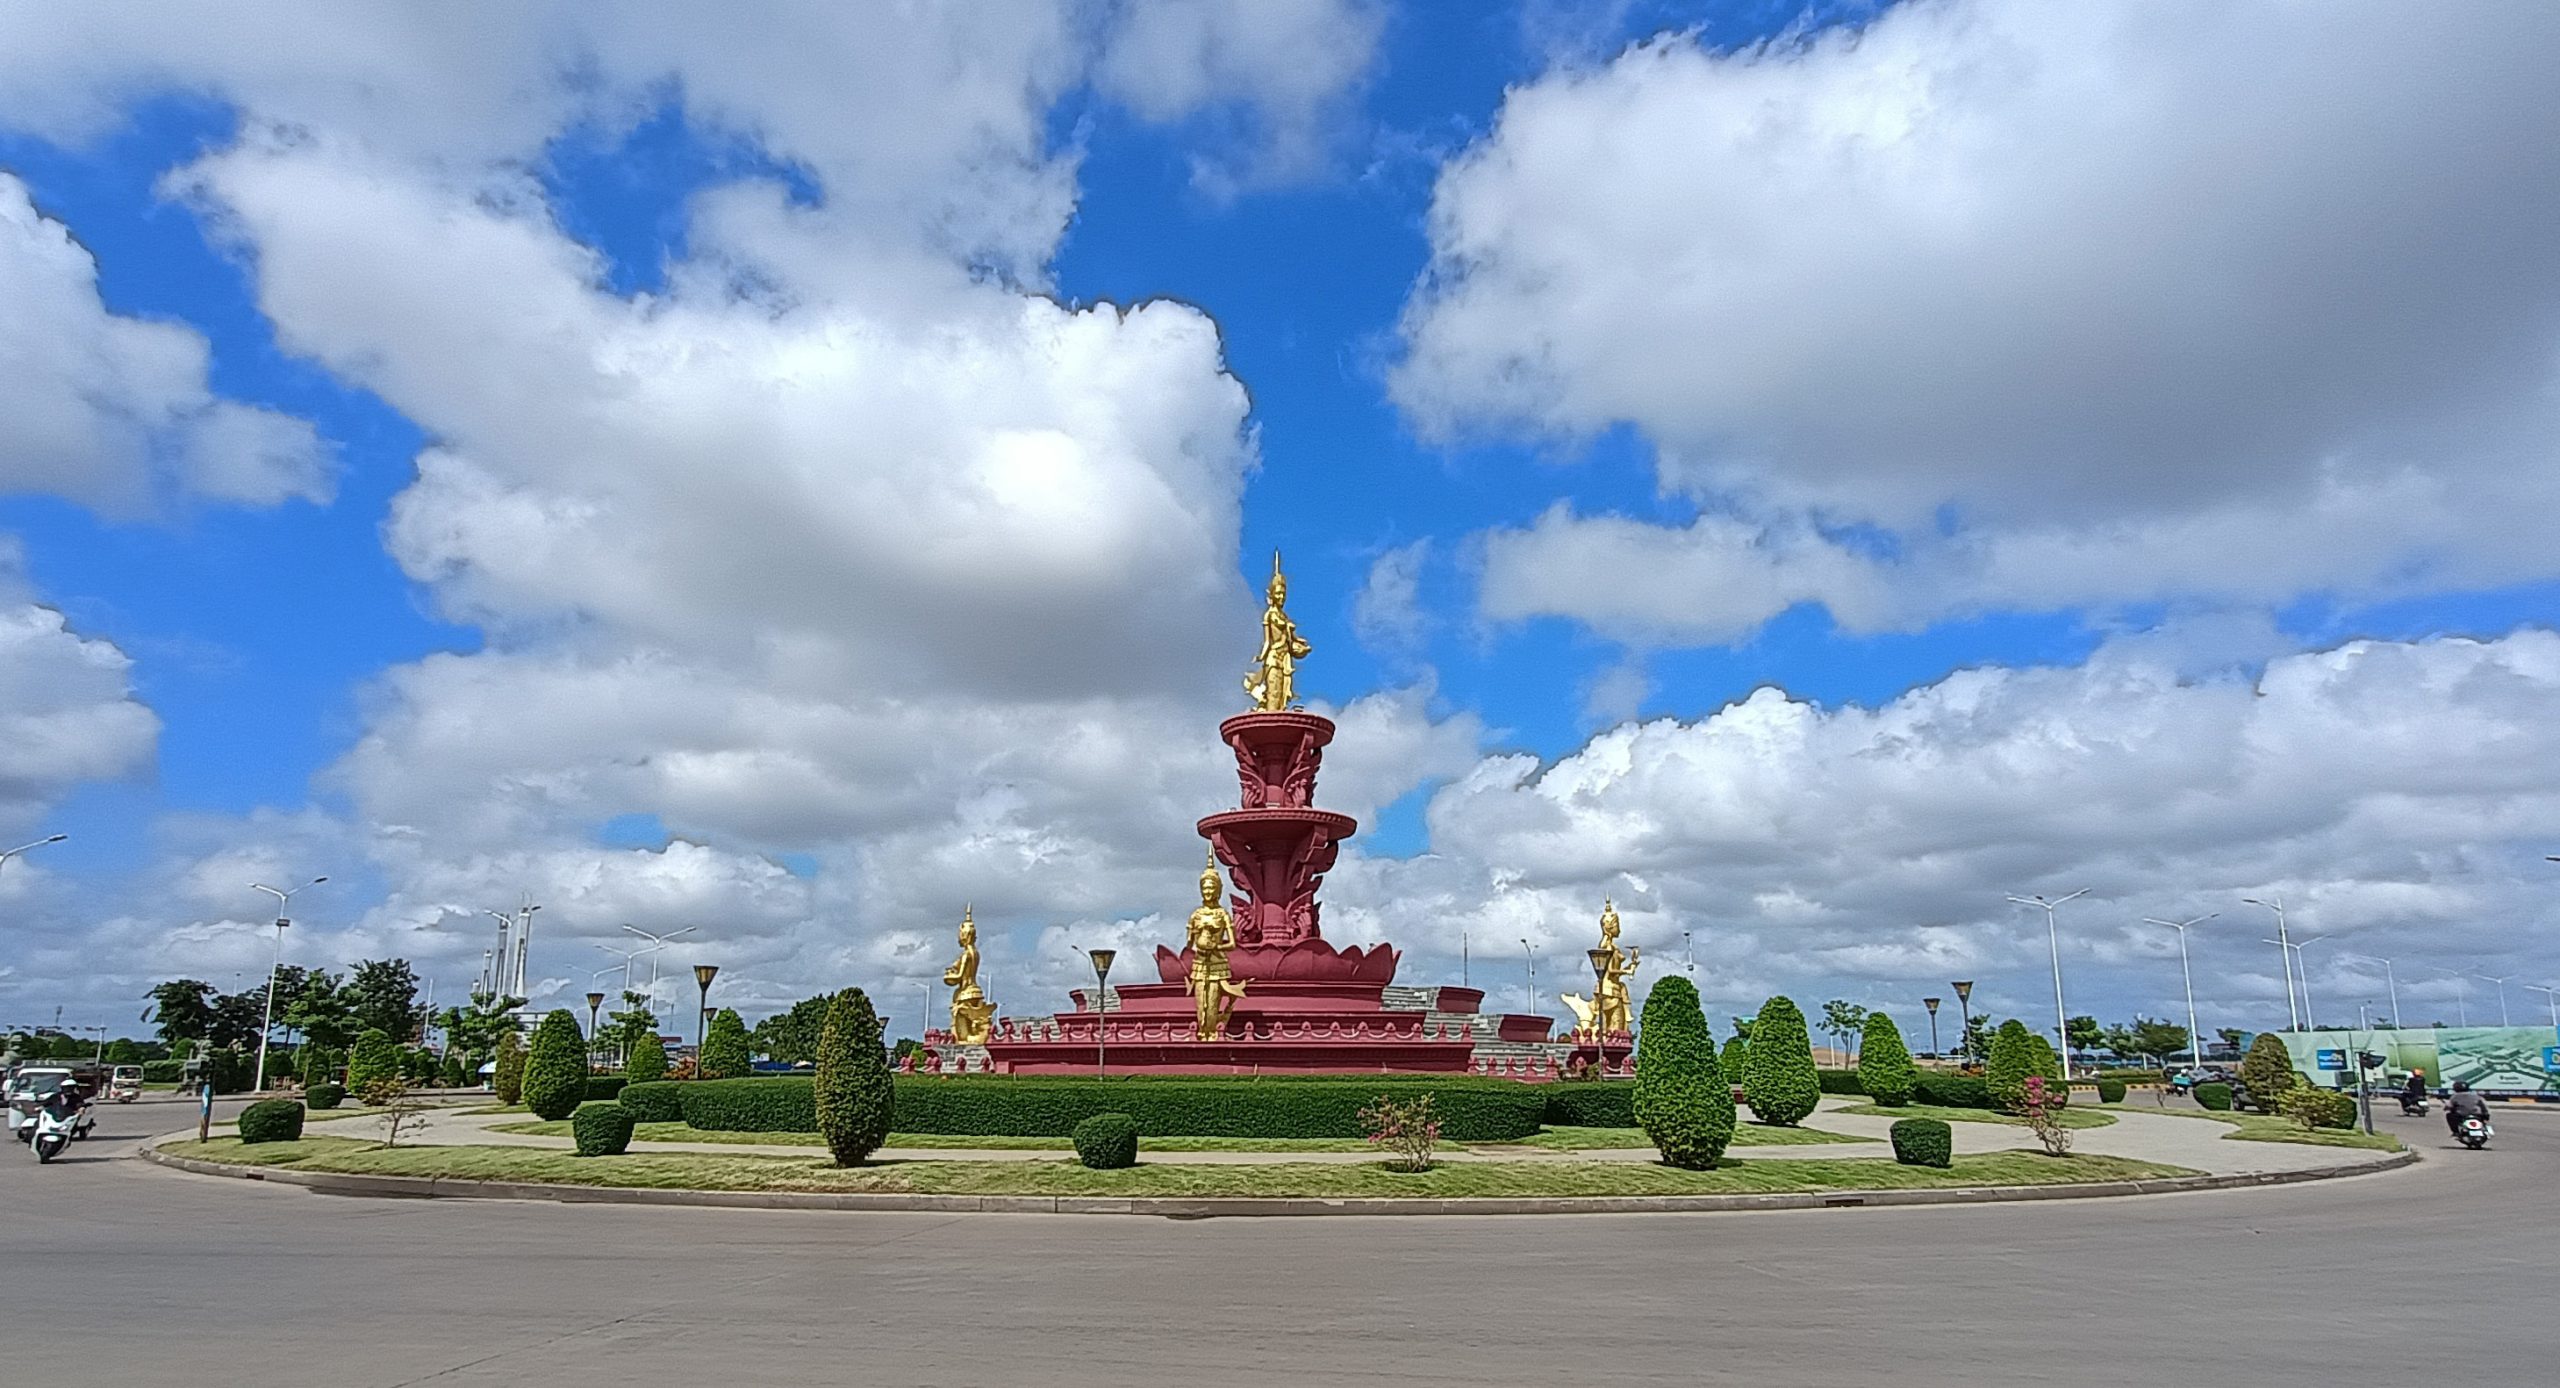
<box><xmin>2315</xmin><ymin>1048</ymin><xmax>2346</xmax><ymax>1071</ymax></box>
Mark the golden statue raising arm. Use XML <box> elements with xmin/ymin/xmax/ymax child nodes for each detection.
<box><xmin>1243</xmin><ymin>551</ymin><xmax>1312</xmax><ymax>711</ymax></box>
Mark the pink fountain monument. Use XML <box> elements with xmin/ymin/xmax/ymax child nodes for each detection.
<box><xmin>931</xmin><ymin>558</ymin><xmax>1617</xmax><ymax>1078</ymax></box>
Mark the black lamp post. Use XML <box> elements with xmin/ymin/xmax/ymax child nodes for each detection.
<box><xmin>1087</xmin><ymin>949</ymin><xmax>1116</xmax><ymax>1078</ymax></box>
<box><xmin>585</xmin><ymin>991</ymin><xmax>606</xmax><ymax>1070</ymax></box>
<box><xmin>692</xmin><ymin>964</ymin><xmax>719</xmax><ymax>1075</ymax></box>
<box><xmin>1952</xmin><ymin>981</ymin><xmax>1975</xmax><ymax>1066</ymax></box>
<box><xmin>1923</xmin><ymin>996</ymin><xmax>1942</xmax><ymax>1059</ymax></box>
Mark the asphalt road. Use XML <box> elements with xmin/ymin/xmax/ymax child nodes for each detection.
<box><xmin>3</xmin><ymin>1097</ymin><xmax>2549</xmax><ymax>1387</ymax></box>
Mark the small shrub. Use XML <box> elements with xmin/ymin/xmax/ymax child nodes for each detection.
<box><xmin>2280</xmin><ymin>1087</ymin><xmax>2358</xmax><ymax>1131</ymax></box>
<box><xmin>1632</xmin><ymin>975</ymin><xmax>1734</xmax><ymax>1168</ymax></box>
<box><xmin>1889</xmin><ymin>1117</ymin><xmax>1953</xmax><ymax>1168</ymax></box>
<box><xmin>304</xmin><ymin>1082</ymin><xmax>345</xmax><ymax>1111</ymax></box>
<box><xmin>2095</xmin><ymin>1079</ymin><xmax>2128</xmax><ymax>1104</ymax></box>
<box><xmin>521</xmin><ymin>1009</ymin><xmax>588</xmax><ymax>1121</ymax></box>
<box><xmin>813</xmin><ymin>987</ymin><xmax>893</xmax><ymax>1166</ymax></box>
<box><xmin>359</xmin><ymin>1078</ymin><xmax>432</xmax><ymax>1148</ymax></box>
<box><xmin>1742</xmin><ymin>996</ymin><xmax>1820</xmax><ymax>1126</ymax></box>
<box><xmin>1359</xmin><ymin>1094</ymin><xmax>1443</xmax><ymax>1173</ymax></box>
<box><xmin>237</xmin><ymin>1098</ymin><xmax>304</xmax><ymax>1144</ymax></box>
<box><xmin>2194</xmin><ymin>1081</ymin><xmax>2233</xmax><ymax>1111</ymax></box>
<box><xmin>571</xmin><ymin>1103</ymin><xmax>637</xmax><ymax>1157</ymax></box>
<box><xmin>438</xmin><ymin>1052</ymin><xmax>466</xmax><ymax>1088</ymax></box>
<box><xmin>1858</xmin><ymin>1012</ymin><xmax>1919</xmax><ymax>1107</ymax></box>
<box><xmin>2020</xmin><ymin>1076</ymin><xmax>2073</xmax><ymax>1156</ymax></box>
<box><xmin>1073</xmin><ymin>1112</ymin><xmax>1140</xmax><ymax>1169</ymax></box>
<box><xmin>492</xmin><ymin>1031</ymin><xmax>525</xmax><ymax>1105</ymax></box>
<box><xmin>2239</xmin><ymin>1034</ymin><xmax>2299</xmax><ymax>1112</ymax></box>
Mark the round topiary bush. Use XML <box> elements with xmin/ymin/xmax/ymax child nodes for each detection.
<box><xmin>1889</xmin><ymin>1116</ymin><xmax>1953</xmax><ymax>1168</ymax></box>
<box><xmin>493</xmin><ymin>1031</ymin><xmax>526</xmax><ymax>1105</ymax></box>
<box><xmin>2096</xmin><ymin>1078</ymin><xmax>2128</xmax><ymax>1104</ymax></box>
<box><xmin>1073</xmin><ymin>1112</ymin><xmax>1140</xmax><ymax>1169</ymax></box>
<box><xmin>1743</xmin><ymin>996</ymin><xmax>1820</xmax><ymax>1126</ymax></box>
<box><xmin>521</xmin><ymin>1009</ymin><xmax>588</xmax><ymax>1121</ymax></box>
<box><xmin>1631</xmin><ymin>975</ymin><xmax>1735</xmax><ymax>1169</ymax></box>
<box><xmin>2194</xmin><ymin>1081</ymin><xmax>2233</xmax><ymax>1111</ymax></box>
<box><xmin>238</xmin><ymin>1098</ymin><xmax>305</xmax><ymax>1144</ymax></box>
<box><xmin>304</xmin><ymin>1082</ymin><xmax>345</xmax><ymax>1111</ymax></box>
<box><xmin>1857</xmin><ymin>1012</ymin><xmax>1918</xmax><ymax>1107</ymax></box>
<box><xmin>570</xmin><ymin>1102</ymin><xmax>636</xmax><ymax>1156</ymax></box>
<box><xmin>814</xmin><ymin>987</ymin><xmax>892</xmax><ymax>1166</ymax></box>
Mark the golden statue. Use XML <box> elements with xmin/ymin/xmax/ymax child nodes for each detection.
<box><xmin>1242</xmin><ymin>551</ymin><xmax>1312</xmax><ymax>711</ymax></box>
<box><xmin>942</xmin><ymin>905</ymin><xmax>995</xmax><ymax>1045</ymax></box>
<box><xmin>1561</xmin><ymin>899</ymin><xmax>1639</xmax><ymax>1040</ymax></box>
<box><xmin>1185</xmin><ymin>851</ymin><xmax>1249</xmax><ymax>1040</ymax></box>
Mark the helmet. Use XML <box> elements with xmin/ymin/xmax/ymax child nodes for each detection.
<box><xmin>2452</xmin><ymin>1080</ymin><xmax>2470</xmax><ymax>1092</ymax></box>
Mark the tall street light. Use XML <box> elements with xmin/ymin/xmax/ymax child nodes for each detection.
<box><xmin>692</xmin><ymin>964</ymin><xmax>719</xmax><ymax>1075</ymax></box>
<box><xmin>1087</xmin><ymin>949</ymin><xmax>1116</xmax><ymax>1078</ymax></box>
<box><xmin>2339</xmin><ymin>952</ymin><xmax>2402</xmax><ymax>1029</ymax></box>
<box><xmin>2141</xmin><ymin>914</ymin><xmax>2216</xmax><ymax>1070</ymax></box>
<box><xmin>1520</xmin><ymin>938</ymin><xmax>1537</xmax><ymax>1015</ymax></box>
<box><xmin>0</xmin><ymin>833</ymin><xmax>68</xmax><ymax>873</ymax></box>
<box><xmin>2240</xmin><ymin>895</ymin><xmax>2298</xmax><ymax>1030</ymax></box>
<box><xmin>2525</xmin><ymin>984</ymin><xmax>2560</xmax><ymax>1028</ymax></box>
<box><xmin>2007</xmin><ymin>889</ymin><xmax>2089</xmax><ymax>1080</ymax></box>
<box><xmin>2291</xmin><ymin>935</ymin><xmax>2329</xmax><ymax>1031</ymax></box>
<box><xmin>248</xmin><ymin>876</ymin><xmax>327</xmax><ymax>1093</ymax></box>
<box><xmin>1951</xmin><ymin>981</ymin><xmax>1975</xmax><ymax>1065</ymax></box>
<box><xmin>2419</xmin><ymin>965</ymin><xmax>2470</xmax><ymax>1026</ymax></box>
<box><xmin>1922</xmin><ymin>996</ymin><xmax>1942</xmax><ymax>1059</ymax></box>
<box><xmin>2475</xmin><ymin>975</ymin><xmax>2513</xmax><ymax>1027</ymax></box>
<box><xmin>585</xmin><ymin>991</ymin><xmax>606</xmax><ymax>1069</ymax></box>
<box><xmin>621</xmin><ymin>924</ymin><xmax>696</xmax><ymax>1021</ymax></box>
<box><xmin>1683</xmin><ymin>929</ymin><xmax>1695</xmax><ymax>977</ymax></box>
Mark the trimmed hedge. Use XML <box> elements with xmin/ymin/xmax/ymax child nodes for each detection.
<box><xmin>2095</xmin><ymin>1079</ymin><xmax>2128</xmax><ymax>1104</ymax></box>
<box><xmin>1858</xmin><ymin>1012</ymin><xmax>1918</xmax><ymax>1107</ymax></box>
<box><xmin>2195</xmin><ymin>1081</ymin><xmax>2234</xmax><ymax>1111</ymax></box>
<box><xmin>1073</xmin><ymin>1112</ymin><xmax>1139</xmax><ymax>1169</ymax></box>
<box><xmin>1816</xmin><ymin>1069</ymin><xmax>1865</xmax><ymax>1095</ymax></box>
<box><xmin>1541</xmin><ymin>1082</ymin><xmax>1636</xmax><ymax>1128</ymax></box>
<box><xmin>1889</xmin><ymin>1117</ymin><xmax>1953</xmax><ymax>1168</ymax></box>
<box><xmin>521</xmin><ymin>1010</ymin><xmax>588</xmax><ymax>1121</ymax></box>
<box><xmin>1743</xmin><ymin>996</ymin><xmax>1820</xmax><ymax>1126</ymax></box>
<box><xmin>571</xmin><ymin>1102</ymin><xmax>636</xmax><ymax>1156</ymax></box>
<box><xmin>619</xmin><ymin>1078</ymin><xmax>685</xmax><ymax>1123</ymax></box>
<box><xmin>1632</xmin><ymin>975</ymin><xmax>1735</xmax><ymax>1170</ymax></box>
<box><xmin>304</xmin><ymin>1082</ymin><xmax>345</xmax><ymax>1111</ymax></box>
<box><xmin>626</xmin><ymin>1075</ymin><xmax>1551</xmax><ymax>1140</ymax></box>
<box><xmin>238</xmin><ymin>1098</ymin><xmax>304</xmax><ymax>1144</ymax></box>
<box><xmin>1913</xmin><ymin>1073</ymin><xmax>1992</xmax><ymax>1109</ymax></box>
<box><xmin>585</xmin><ymin>1075</ymin><xmax>627</xmax><ymax>1102</ymax></box>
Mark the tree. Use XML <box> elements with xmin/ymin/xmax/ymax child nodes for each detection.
<box><xmin>2129</xmin><ymin>1016</ymin><xmax>2191</xmax><ymax>1065</ymax></box>
<box><xmin>207</xmin><ymin>988</ymin><xmax>268</xmax><ymax>1050</ymax></box>
<box><xmin>282</xmin><ymin>970</ymin><xmax>359</xmax><ymax>1055</ymax></box>
<box><xmin>1819</xmin><ymin>999</ymin><xmax>1869</xmax><ymax>1062</ymax></box>
<box><xmin>1857</xmin><ymin>1011</ymin><xmax>1918</xmax><ymax>1106</ymax></box>
<box><xmin>344</xmin><ymin>959</ymin><xmax>426</xmax><ymax>1040</ymax></box>
<box><xmin>143</xmin><ymin>980</ymin><xmax>216</xmax><ymax>1044</ymax></box>
<box><xmin>1987</xmin><ymin>1019</ymin><xmax>2040</xmax><ymax>1112</ymax></box>
<box><xmin>346</xmin><ymin>1029</ymin><xmax>400</xmax><ymax>1094</ymax></box>
<box><xmin>2065</xmin><ymin>1014</ymin><xmax>2103</xmax><ymax>1057</ymax></box>
<box><xmin>522</xmin><ymin>1009</ymin><xmax>587</xmax><ymax>1121</ymax></box>
<box><xmin>625</xmin><ymin>1026</ymin><xmax>667</xmax><ymax>1083</ymax></box>
<box><xmin>436</xmin><ymin>990</ymin><xmax>527</xmax><ymax>1066</ymax></box>
<box><xmin>493</xmin><ymin>1030</ymin><xmax>526</xmax><ymax>1104</ymax></box>
<box><xmin>1958</xmin><ymin>1014</ymin><xmax>1992</xmax><ymax>1065</ymax></box>
<box><xmin>2097</xmin><ymin>1022</ymin><xmax>2138</xmax><ymax>1060</ymax></box>
<box><xmin>104</xmin><ymin>1038</ymin><xmax>142</xmax><ymax>1065</ymax></box>
<box><xmin>1742</xmin><ymin>996</ymin><xmax>1819</xmax><ymax>1126</ymax></box>
<box><xmin>699</xmin><ymin>1007</ymin><xmax>751</xmax><ymax>1079</ymax></box>
<box><xmin>813</xmin><ymin>988</ymin><xmax>892</xmax><ymax>1166</ymax></box>
<box><xmin>1632</xmin><ymin>975</ymin><xmax>1734</xmax><ymax>1169</ymax></box>
<box><xmin>438</xmin><ymin>1050</ymin><xmax>467</xmax><ymax>1087</ymax></box>
<box><xmin>1719</xmin><ymin>1032</ymin><xmax>1749</xmax><ymax>1082</ymax></box>
<box><xmin>2215</xmin><ymin>1027</ymin><xmax>2251</xmax><ymax>1053</ymax></box>
<box><xmin>751</xmin><ymin>994</ymin><xmax>834</xmax><ymax>1066</ymax></box>
<box><xmin>2238</xmin><ymin>1032</ymin><xmax>2299</xmax><ymax>1109</ymax></box>
<box><xmin>604</xmin><ymin>991</ymin><xmax>657</xmax><ymax>1066</ymax></box>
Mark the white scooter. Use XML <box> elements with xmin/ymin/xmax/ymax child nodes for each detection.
<box><xmin>2456</xmin><ymin>1115</ymin><xmax>2493</xmax><ymax>1150</ymax></box>
<box><xmin>24</xmin><ymin>1105</ymin><xmax>76</xmax><ymax>1163</ymax></box>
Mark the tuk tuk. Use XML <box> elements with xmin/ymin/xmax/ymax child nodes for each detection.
<box><xmin>108</xmin><ymin>1065</ymin><xmax>144</xmax><ymax>1103</ymax></box>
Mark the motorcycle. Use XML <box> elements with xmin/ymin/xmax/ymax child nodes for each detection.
<box><xmin>2456</xmin><ymin>1115</ymin><xmax>2493</xmax><ymax>1150</ymax></box>
<box><xmin>23</xmin><ymin>1105</ymin><xmax>75</xmax><ymax>1163</ymax></box>
<box><xmin>2398</xmin><ymin>1094</ymin><xmax>2429</xmax><ymax>1116</ymax></box>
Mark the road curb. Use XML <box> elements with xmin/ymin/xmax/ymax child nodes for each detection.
<box><xmin>135</xmin><ymin>1135</ymin><xmax>2416</xmax><ymax>1218</ymax></box>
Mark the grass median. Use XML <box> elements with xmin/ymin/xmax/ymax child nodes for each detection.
<box><xmin>159</xmin><ymin>1135</ymin><xmax>2190</xmax><ymax>1199</ymax></box>
<box><xmin>484</xmin><ymin>1119</ymin><xmax>1868</xmax><ymax>1153</ymax></box>
<box><xmin>2136</xmin><ymin>1106</ymin><xmax>2404</xmax><ymax>1150</ymax></box>
<box><xmin>1838</xmin><ymin>1102</ymin><xmax>2118</xmax><ymax>1130</ymax></box>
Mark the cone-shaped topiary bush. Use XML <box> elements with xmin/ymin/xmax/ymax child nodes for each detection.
<box><xmin>438</xmin><ymin>1051</ymin><xmax>466</xmax><ymax>1088</ymax></box>
<box><xmin>1986</xmin><ymin>1020</ymin><xmax>2038</xmax><ymax>1112</ymax></box>
<box><xmin>1858</xmin><ymin>1012</ymin><xmax>1919</xmax><ymax>1107</ymax></box>
<box><xmin>2029</xmin><ymin>1034</ymin><xmax>2069</xmax><ymax>1107</ymax></box>
<box><xmin>699</xmin><ymin>1007</ymin><xmax>752</xmax><ymax>1079</ymax></box>
<box><xmin>625</xmin><ymin>1027</ymin><xmax>666</xmax><ymax>1083</ymax></box>
<box><xmin>238</xmin><ymin>1098</ymin><xmax>304</xmax><ymax>1144</ymax></box>
<box><xmin>1073</xmin><ymin>1112</ymin><xmax>1140</xmax><ymax>1169</ymax></box>
<box><xmin>571</xmin><ymin>1102</ymin><xmax>637</xmax><ymax>1156</ymax></box>
<box><xmin>2239</xmin><ymin>1032</ymin><xmax>2298</xmax><ymax>1112</ymax></box>
<box><xmin>813</xmin><ymin>987</ymin><xmax>892</xmax><ymax>1166</ymax></box>
<box><xmin>1720</xmin><ymin>1033</ymin><xmax>1749</xmax><ymax>1086</ymax></box>
<box><xmin>1743</xmin><ymin>996</ymin><xmax>1819</xmax><ymax>1126</ymax></box>
<box><xmin>1890</xmin><ymin>1116</ymin><xmax>1954</xmax><ymax>1167</ymax></box>
<box><xmin>346</xmin><ymin>1029</ymin><xmax>399</xmax><ymax>1095</ymax></box>
<box><xmin>522</xmin><ymin>1009</ymin><xmax>588</xmax><ymax>1121</ymax></box>
<box><xmin>492</xmin><ymin>1030</ymin><xmax>526</xmax><ymax>1105</ymax></box>
<box><xmin>1632</xmin><ymin>975</ymin><xmax>1736</xmax><ymax>1168</ymax></box>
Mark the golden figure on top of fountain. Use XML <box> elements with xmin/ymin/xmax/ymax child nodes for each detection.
<box><xmin>1561</xmin><ymin>899</ymin><xmax>1638</xmax><ymax>1042</ymax></box>
<box><xmin>943</xmin><ymin>906</ymin><xmax>995</xmax><ymax>1045</ymax></box>
<box><xmin>1185</xmin><ymin>853</ymin><xmax>1250</xmax><ymax>1039</ymax></box>
<box><xmin>1242</xmin><ymin>551</ymin><xmax>1312</xmax><ymax>712</ymax></box>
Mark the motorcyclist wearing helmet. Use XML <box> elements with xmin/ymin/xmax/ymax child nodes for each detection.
<box><xmin>2444</xmin><ymin>1079</ymin><xmax>2490</xmax><ymax>1136</ymax></box>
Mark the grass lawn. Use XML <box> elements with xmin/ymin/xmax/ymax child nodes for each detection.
<box><xmin>486</xmin><ymin>1121</ymin><xmax>1392</xmax><ymax>1153</ymax></box>
<box><xmin>160</xmin><ymin>1136</ymin><xmax>2192</xmax><ymax>1199</ymax></box>
<box><xmin>1840</xmin><ymin>1102</ymin><xmax>2118</xmax><ymax>1130</ymax></box>
<box><xmin>2137</xmin><ymin>1107</ymin><xmax>2403</xmax><ymax>1150</ymax></box>
<box><xmin>1502</xmin><ymin>1124</ymin><xmax>1867</xmax><ymax>1151</ymax></box>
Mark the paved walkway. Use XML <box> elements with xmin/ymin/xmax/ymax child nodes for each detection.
<box><xmin>291</xmin><ymin>1094</ymin><xmax>2388</xmax><ymax>1176</ymax></box>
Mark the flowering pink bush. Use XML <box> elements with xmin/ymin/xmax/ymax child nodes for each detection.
<box><xmin>2020</xmin><ymin>1076</ymin><xmax>2073</xmax><ymax>1156</ymax></box>
<box><xmin>1359</xmin><ymin>1094</ymin><xmax>1442</xmax><ymax>1172</ymax></box>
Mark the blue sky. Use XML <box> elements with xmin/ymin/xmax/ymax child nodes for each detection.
<box><xmin>6</xmin><ymin>1</ymin><xmax>2560</xmax><ymax>1043</ymax></box>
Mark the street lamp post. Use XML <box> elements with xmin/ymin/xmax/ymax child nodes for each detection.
<box><xmin>2476</xmin><ymin>975</ymin><xmax>2512</xmax><ymax>1027</ymax></box>
<box><xmin>585</xmin><ymin>991</ymin><xmax>606</xmax><ymax>1070</ymax></box>
<box><xmin>2419</xmin><ymin>966</ymin><xmax>2471</xmax><ymax>1026</ymax></box>
<box><xmin>248</xmin><ymin>876</ymin><xmax>327</xmax><ymax>1093</ymax></box>
<box><xmin>1087</xmin><ymin>949</ymin><xmax>1116</xmax><ymax>1078</ymax></box>
<box><xmin>692</xmin><ymin>965</ymin><xmax>719</xmax><ymax>1075</ymax></box>
<box><xmin>2525</xmin><ymin>984</ymin><xmax>2560</xmax><ymax>1028</ymax></box>
<box><xmin>2266</xmin><ymin>935</ymin><xmax>2326</xmax><ymax>1031</ymax></box>
<box><xmin>0</xmin><ymin>833</ymin><xmax>68</xmax><ymax>874</ymax></box>
<box><xmin>1460</xmin><ymin>929</ymin><xmax>1469</xmax><ymax>989</ymax></box>
<box><xmin>1922</xmin><ymin>997</ymin><xmax>1941</xmax><ymax>1059</ymax></box>
<box><xmin>621</xmin><ymin>924</ymin><xmax>697</xmax><ymax>1024</ymax></box>
<box><xmin>2240</xmin><ymin>896</ymin><xmax>2298</xmax><ymax>1030</ymax></box>
<box><xmin>1683</xmin><ymin>929</ymin><xmax>1695</xmax><ymax>977</ymax></box>
<box><xmin>2007</xmin><ymin>889</ymin><xmax>2089</xmax><ymax>1080</ymax></box>
<box><xmin>2340</xmin><ymin>953</ymin><xmax>2402</xmax><ymax>1029</ymax></box>
<box><xmin>1952</xmin><ymin>981</ymin><xmax>1975</xmax><ymax>1066</ymax></box>
<box><xmin>1520</xmin><ymin>938</ymin><xmax>1537</xmax><ymax>1014</ymax></box>
<box><xmin>2141</xmin><ymin>914</ymin><xmax>2216</xmax><ymax>1070</ymax></box>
